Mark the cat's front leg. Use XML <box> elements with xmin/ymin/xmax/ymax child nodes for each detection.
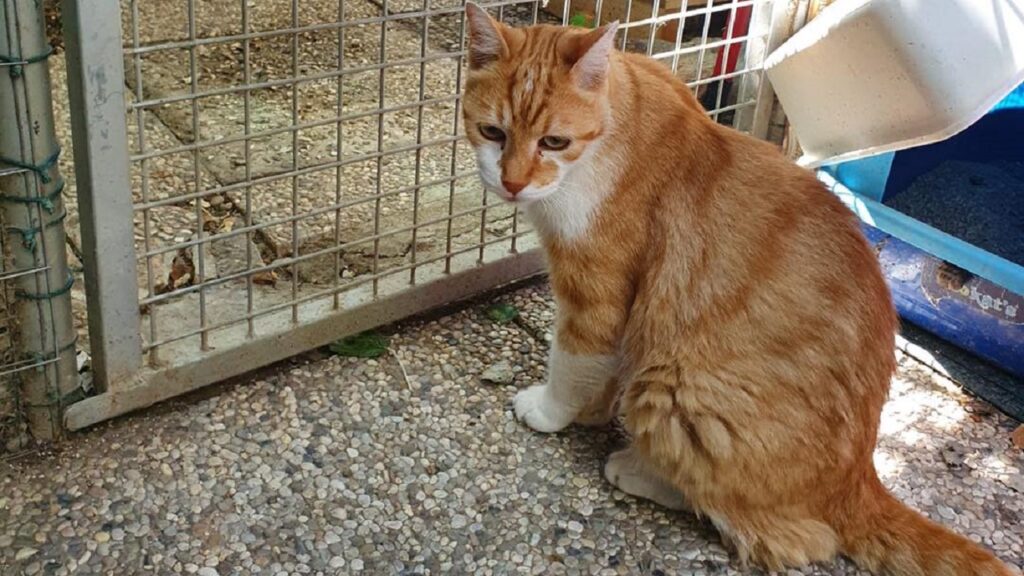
<box><xmin>514</xmin><ymin>339</ymin><xmax>618</xmax><ymax>433</ymax></box>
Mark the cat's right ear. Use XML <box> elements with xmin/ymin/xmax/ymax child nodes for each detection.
<box><xmin>466</xmin><ymin>3</ymin><xmax>509</xmax><ymax>70</ymax></box>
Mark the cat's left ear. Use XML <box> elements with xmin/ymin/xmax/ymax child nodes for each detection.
<box><xmin>567</xmin><ymin>22</ymin><xmax>619</xmax><ymax>91</ymax></box>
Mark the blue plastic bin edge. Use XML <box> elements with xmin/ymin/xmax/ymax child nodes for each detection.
<box><xmin>861</xmin><ymin>224</ymin><xmax>1024</xmax><ymax>408</ymax></box>
<box><xmin>817</xmin><ymin>171</ymin><xmax>1024</xmax><ymax>298</ymax></box>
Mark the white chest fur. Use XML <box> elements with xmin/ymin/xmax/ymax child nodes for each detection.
<box><xmin>525</xmin><ymin>148</ymin><xmax>618</xmax><ymax>243</ymax></box>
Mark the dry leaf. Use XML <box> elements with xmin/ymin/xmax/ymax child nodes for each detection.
<box><xmin>252</xmin><ymin>270</ymin><xmax>277</xmax><ymax>286</ymax></box>
<box><xmin>168</xmin><ymin>250</ymin><xmax>196</xmax><ymax>290</ymax></box>
<box><xmin>1012</xmin><ymin>425</ymin><xmax>1024</xmax><ymax>450</ymax></box>
<box><xmin>201</xmin><ymin>208</ymin><xmax>220</xmax><ymax>233</ymax></box>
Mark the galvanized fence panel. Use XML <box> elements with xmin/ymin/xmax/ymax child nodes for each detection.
<box><xmin>60</xmin><ymin>0</ymin><xmax>792</xmax><ymax>430</ymax></box>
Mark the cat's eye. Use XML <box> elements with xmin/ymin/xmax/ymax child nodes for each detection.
<box><xmin>479</xmin><ymin>124</ymin><xmax>506</xmax><ymax>142</ymax></box>
<box><xmin>539</xmin><ymin>135</ymin><xmax>571</xmax><ymax>151</ymax></box>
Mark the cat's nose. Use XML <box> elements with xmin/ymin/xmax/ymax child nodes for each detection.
<box><xmin>501</xmin><ymin>179</ymin><xmax>527</xmax><ymax>196</ymax></box>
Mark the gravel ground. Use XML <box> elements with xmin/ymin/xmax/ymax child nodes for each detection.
<box><xmin>1</xmin><ymin>281</ymin><xmax>1021</xmax><ymax>575</ymax></box>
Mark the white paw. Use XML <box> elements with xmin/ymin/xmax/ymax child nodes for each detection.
<box><xmin>604</xmin><ymin>449</ymin><xmax>689</xmax><ymax>511</ymax></box>
<box><xmin>513</xmin><ymin>385</ymin><xmax>574</xmax><ymax>433</ymax></box>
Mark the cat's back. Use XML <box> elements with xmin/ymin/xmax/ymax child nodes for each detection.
<box><xmin>713</xmin><ymin>126</ymin><xmax>885</xmax><ymax>292</ymax></box>
<box><xmin>636</xmin><ymin>100</ymin><xmax>897</xmax><ymax>384</ymax></box>
<box><xmin>605</xmin><ymin>51</ymin><xmax>896</xmax><ymax>358</ymax></box>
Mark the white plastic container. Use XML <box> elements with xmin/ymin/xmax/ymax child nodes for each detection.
<box><xmin>764</xmin><ymin>0</ymin><xmax>1024</xmax><ymax>168</ymax></box>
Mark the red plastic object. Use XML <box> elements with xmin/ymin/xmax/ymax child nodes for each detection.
<box><xmin>711</xmin><ymin>4</ymin><xmax>753</xmax><ymax>78</ymax></box>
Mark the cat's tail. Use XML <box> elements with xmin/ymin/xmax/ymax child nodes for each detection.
<box><xmin>838</xmin><ymin>480</ymin><xmax>1017</xmax><ymax>576</ymax></box>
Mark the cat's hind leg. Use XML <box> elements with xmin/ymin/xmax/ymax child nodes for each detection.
<box><xmin>617</xmin><ymin>367</ymin><xmax>840</xmax><ymax>570</ymax></box>
<box><xmin>603</xmin><ymin>445</ymin><xmax>689</xmax><ymax>511</ymax></box>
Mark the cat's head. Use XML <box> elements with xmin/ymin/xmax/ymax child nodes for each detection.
<box><xmin>462</xmin><ymin>3</ymin><xmax>618</xmax><ymax>204</ymax></box>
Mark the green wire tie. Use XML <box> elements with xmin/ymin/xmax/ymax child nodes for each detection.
<box><xmin>2</xmin><ymin>336</ymin><xmax>79</xmax><ymax>383</ymax></box>
<box><xmin>5</xmin><ymin>208</ymin><xmax>68</xmax><ymax>251</ymax></box>
<box><xmin>0</xmin><ymin>175</ymin><xmax>65</xmax><ymax>214</ymax></box>
<box><xmin>0</xmin><ymin>44</ymin><xmax>54</xmax><ymax>78</ymax></box>
<box><xmin>0</xmin><ymin>146</ymin><xmax>62</xmax><ymax>185</ymax></box>
<box><xmin>32</xmin><ymin>334</ymin><xmax>79</xmax><ymax>365</ymax></box>
<box><xmin>15</xmin><ymin>271</ymin><xmax>74</xmax><ymax>302</ymax></box>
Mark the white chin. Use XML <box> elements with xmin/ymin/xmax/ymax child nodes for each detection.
<box><xmin>483</xmin><ymin>186</ymin><xmax>514</xmax><ymax>202</ymax></box>
<box><xmin>513</xmin><ymin>189</ymin><xmax>555</xmax><ymax>204</ymax></box>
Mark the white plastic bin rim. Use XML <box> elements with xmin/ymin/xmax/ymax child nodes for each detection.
<box><xmin>764</xmin><ymin>0</ymin><xmax>1024</xmax><ymax>169</ymax></box>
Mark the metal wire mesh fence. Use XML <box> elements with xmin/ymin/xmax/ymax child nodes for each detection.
<box><xmin>120</xmin><ymin>0</ymin><xmax>775</xmax><ymax>352</ymax></box>
<box><xmin>47</xmin><ymin>0</ymin><xmax>791</xmax><ymax>430</ymax></box>
<box><xmin>0</xmin><ymin>219</ymin><xmax>23</xmax><ymax>445</ymax></box>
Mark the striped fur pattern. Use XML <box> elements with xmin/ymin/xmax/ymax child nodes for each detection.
<box><xmin>461</xmin><ymin>5</ymin><xmax>1017</xmax><ymax>575</ymax></box>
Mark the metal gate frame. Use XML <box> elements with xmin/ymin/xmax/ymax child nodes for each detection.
<box><xmin>59</xmin><ymin>0</ymin><xmax>795</xmax><ymax>431</ymax></box>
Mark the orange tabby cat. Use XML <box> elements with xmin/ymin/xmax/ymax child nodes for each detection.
<box><xmin>461</xmin><ymin>4</ymin><xmax>1017</xmax><ymax>575</ymax></box>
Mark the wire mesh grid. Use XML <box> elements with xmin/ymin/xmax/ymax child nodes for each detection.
<box><xmin>119</xmin><ymin>0</ymin><xmax>775</xmax><ymax>366</ymax></box>
<box><xmin>0</xmin><ymin>186</ymin><xmax>59</xmax><ymax>444</ymax></box>
<box><xmin>0</xmin><ymin>164</ymin><xmax>67</xmax><ymax>385</ymax></box>
<box><xmin>0</xmin><ymin>157</ymin><xmax>76</xmax><ymax>440</ymax></box>
<box><xmin>0</xmin><ymin>206</ymin><xmax>41</xmax><ymax>380</ymax></box>
<box><xmin>0</xmin><ymin>207</ymin><xmax>23</xmax><ymax>434</ymax></box>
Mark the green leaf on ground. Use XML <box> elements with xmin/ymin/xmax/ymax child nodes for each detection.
<box><xmin>329</xmin><ymin>331</ymin><xmax>390</xmax><ymax>359</ymax></box>
<box><xmin>485</xmin><ymin>303</ymin><xmax>519</xmax><ymax>324</ymax></box>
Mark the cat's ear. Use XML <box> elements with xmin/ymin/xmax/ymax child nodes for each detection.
<box><xmin>565</xmin><ymin>22</ymin><xmax>619</xmax><ymax>91</ymax></box>
<box><xmin>465</xmin><ymin>3</ymin><xmax>509</xmax><ymax>70</ymax></box>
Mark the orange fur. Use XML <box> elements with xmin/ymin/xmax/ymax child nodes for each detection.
<box><xmin>462</xmin><ymin>5</ymin><xmax>1017</xmax><ymax>575</ymax></box>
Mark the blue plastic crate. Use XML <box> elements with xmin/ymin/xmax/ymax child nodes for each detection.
<box><xmin>818</xmin><ymin>81</ymin><xmax>1024</xmax><ymax>383</ymax></box>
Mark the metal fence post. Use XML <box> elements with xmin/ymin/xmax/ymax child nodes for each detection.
<box><xmin>734</xmin><ymin>0</ymin><xmax>794</xmax><ymax>139</ymax></box>
<box><xmin>0</xmin><ymin>0</ymin><xmax>79</xmax><ymax>440</ymax></box>
<box><xmin>62</xmin><ymin>0</ymin><xmax>143</xmax><ymax>391</ymax></box>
